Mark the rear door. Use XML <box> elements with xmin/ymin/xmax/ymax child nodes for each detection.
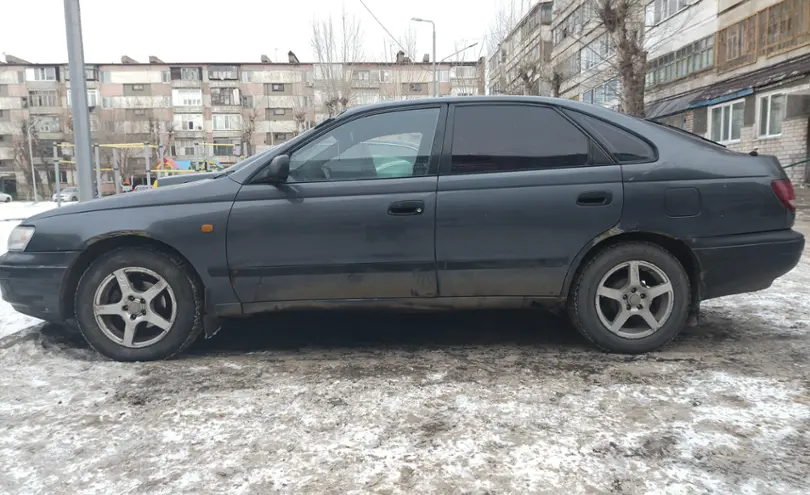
<box><xmin>435</xmin><ymin>103</ymin><xmax>624</xmax><ymax>297</ymax></box>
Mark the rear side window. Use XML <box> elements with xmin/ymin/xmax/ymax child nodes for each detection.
<box><xmin>450</xmin><ymin>105</ymin><xmax>589</xmax><ymax>174</ymax></box>
<box><xmin>564</xmin><ymin>110</ymin><xmax>656</xmax><ymax>163</ymax></box>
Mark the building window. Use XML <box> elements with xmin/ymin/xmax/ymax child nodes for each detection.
<box><xmin>273</xmin><ymin>108</ymin><xmax>288</xmax><ymax>115</ymax></box>
<box><xmin>438</xmin><ymin>70</ymin><xmax>450</xmax><ymax>82</ymax></box>
<box><xmin>35</xmin><ymin>116</ymin><xmax>60</xmax><ymax>133</ymax></box>
<box><xmin>709</xmin><ymin>100</ymin><xmax>745</xmax><ymax>143</ymax></box>
<box><xmin>451</xmin><ymin>66</ymin><xmax>477</xmax><ymax>79</ymax></box>
<box><xmin>213</xmin><ymin>138</ymin><xmax>237</xmax><ymax>156</ymax></box>
<box><xmin>212</xmin><ymin>114</ymin><xmax>242</xmax><ymax>131</ymax></box>
<box><xmin>759</xmin><ymin>93</ymin><xmax>786</xmax><ymax>138</ymax></box>
<box><xmin>352</xmin><ymin>70</ymin><xmax>370</xmax><ymax>81</ymax></box>
<box><xmin>271</xmin><ymin>132</ymin><xmax>295</xmax><ymax>142</ymax></box>
<box><xmin>379</xmin><ymin>70</ymin><xmax>391</xmax><ymax>83</ymax></box>
<box><xmin>552</xmin><ymin>2</ymin><xmax>595</xmax><ymax>45</ymax></box>
<box><xmin>172</xmin><ymin>88</ymin><xmax>202</xmax><ymax>106</ymax></box>
<box><xmin>26</xmin><ymin>67</ymin><xmax>57</xmax><ymax>81</ymax></box>
<box><xmin>66</xmin><ymin>89</ymin><xmax>99</xmax><ymax>107</ymax></box>
<box><xmin>270</xmin><ymin>83</ymin><xmax>285</xmax><ymax>92</ymax></box>
<box><xmin>207</xmin><ymin>66</ymin><xmax>238</xmax><ymax>80</ymax></box>
<box><xmin>540</xmin><ymin>3</ymin><xmax>552</xmax><ymax>25</ymax></box>
<box><xmin>554</xmin><ymin>52</ymin><xmax>581</xmax><ymax>80</ymax></box>
<box><xmin>646</xmin><ymin>35</ymin><xmax>714</xmax><ymax>88</ymax></box>
<box><xmin>409</xmin><ymin>83</ymin><xmax>423</xmax><ymax>92</ymax></box>
<box><xmin>242</xmin><ymin>95</ymin><xmax>254</xmax><ymax>108</ymax></box>
<box><xmin>0</xmin><ymin>109</ymin><xmax>8</xmax><ymax>121</ymax></box>
<box><xmin>211</xmin><ymin>87</ymin><xmax>239</xmax><ymax>105</ymax></box>
<box><xmin>173</xmin><ymin>139</ymin><xmax>197</xmax><ymax>156</ymax></box>
<box><xmin>717</xmin><ymin>15</ymin><xmax>758</xmax><ymax>70</ymax></box>
<box><xmin>582</xmin><ymin>34</ymin><xmax>614</xmax><ymax>71</ymax></box>
<box><xmin>173</xmin><ymin>114</ymin><xmax>203</xmax><ymax>131</ymax></box>
<box><xmin>28</xmin><ymin>90</ymin><xmax>59</xmax><ymax>107</ymax></box>
<box><xmin>649</xmin><ymin>0</ymin><xmax>688</xmax><ymax>25</ymax></box>
<box><xmin>759</xmin><ymin>0</ymin><xmax>810</xmax><ymax>57</ymax></box>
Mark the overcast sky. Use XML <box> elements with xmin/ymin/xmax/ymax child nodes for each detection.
<box><xmin>0</xmin><ymin>0</ymin><xmax>527</xmax><ymax>64</ymax></box>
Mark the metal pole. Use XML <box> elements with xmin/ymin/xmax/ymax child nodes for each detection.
<box><xmin>26</xmin><ymin>124</ymin><xmax>37</xmax><ymax>202</ymax></box>
<box><xmin>143</xmin><ymin>143</ymin><xmax>151</xmax><ymax>186</ymax></box>
<box><xmin>113</xmin><ymin>148</ymin><xmax>122</xmax><ymax>194</ymax></box>
<box><xmin>158</xmin><ymin>135</ymin><xmax>164</xmax><ymax>179</ymax></box>
<box><xmin>432</xmin><ymin>23</ymin><xmax>437</xmax><ymax>97</ymax></box>
<box><xmin>64</xmin><ymin>0</ymin><xmax>94</xmax><ymax>202</ymax></box>
<box><xmin>53</xmin><ymin>143</ymin><xmax>61</xmax><ymax>207</ymax></box>
<box><xmin>94</xmin><ymin>144</ymin><xmax>102</xmax><ymax>198</ymax></box>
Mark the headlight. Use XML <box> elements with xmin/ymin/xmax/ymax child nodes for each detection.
<box><xmin>7</xmin><ymin>226</ymin><xmax>35</xmax><ymax>252</ymax></box>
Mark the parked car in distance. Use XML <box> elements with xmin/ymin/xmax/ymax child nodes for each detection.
<box><xmin>0</xmin><ymin>97</ymin><xmax>803</xmax><ymax>362</ymax></box>
<box><xmin>0</xmin><ymin>192</ymin><xmax>11</xmax><ymax>203</ymax></box>
<box><xmin>52</xmin><ymin>187</ymin><xmax>79</xmax><ymax>202</ymax></box>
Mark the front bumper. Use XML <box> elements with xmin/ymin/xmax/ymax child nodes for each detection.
<box><xmin>0</xmin><ymin>251</ymin><xmax>80</xmax><ymax>323</ymax></box>
<box><xmin>693</xmin><ymin>229</ymin><xmax>805</xmax><ymax>300</ymax></box>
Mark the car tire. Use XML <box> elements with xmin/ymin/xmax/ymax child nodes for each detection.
<box><xmin>4</xmin><ymin>197</ymin><xmax>10</xmax><ymax>203</ymax></box>
<box><xmin>568</xmin><ymin>242</ymin><xmax>691</xmax><ymax>354</ymax></box>
<box><xmin>74</xmin><ymin>247</ymin><xmax>204</xmax><ymax>361</ymax></box>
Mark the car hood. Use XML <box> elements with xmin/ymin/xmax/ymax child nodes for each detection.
<box><xmin>26</xmin><ymin>176</ymin><xmax>241</xmax><ymax>222</ymax></box>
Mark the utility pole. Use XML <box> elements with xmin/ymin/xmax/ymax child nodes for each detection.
<box><xmin>63</xmin><ymin>0</ymin><xmax>94</xmax><ymax>202</ymax></box>
<box><xmin>412</xmin><ymin>18</ymin><xmax>437</xmax><ymax>97</ymax></box>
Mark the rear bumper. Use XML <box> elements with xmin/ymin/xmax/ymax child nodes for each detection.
<box><xmin>693</xmin><ymin>229</ymin><xmax>805</xmax><ymax>300</ymax></box>
<box><xmin>0</xmin><ymin>251</ymin><xmax>79</xmax><ymax>324</ymax></box>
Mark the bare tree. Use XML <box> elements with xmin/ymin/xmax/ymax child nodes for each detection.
<box><xmin>11</xmin><ymin>121</ymin><xmax>45</xmax><ymax>200</ymax></box>
<box><xmin>595</xmin><ymin>0</ymin><xmax>647</xmax><ymax>116</ymax></box>
<box><xmin>311</xmin><ymin>8</ymin><xmax>364</xmax><ymax>116</ymax></box>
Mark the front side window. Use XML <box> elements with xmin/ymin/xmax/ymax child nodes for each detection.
<box><xmin>759</xmin><ymin>93</ymin><xmax>786</xmax><ymax>138</ymax></box>
<box><xmin>288</xmin><ymin>108</ymin><xmax>439</xmax><ymax>182</ymax></box>
<box><xmin>450</xmin><ymin>105</ymin><xmax>589</xmax><ymax>174</ymax></box>
<box><xmin>709</xmin><ymin>100</ymin><xmax>745</xmax><ymax>143</ymax></box>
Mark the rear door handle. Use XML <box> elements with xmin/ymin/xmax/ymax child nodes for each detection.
<box><xmin>577</xmin><ymin>191</ymin><xmax>612</xmax><ymax>206</ymax></box>
<box><xmin>388</xmin><ymin>200</ymin><xmax>425</xmax><ymax>216</ymax></box>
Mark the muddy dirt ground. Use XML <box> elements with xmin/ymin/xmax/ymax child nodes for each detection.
<box><xmin>1</xmin><ymin>216</ymin><xmax>809</xmax><ymax>494</ymax></box>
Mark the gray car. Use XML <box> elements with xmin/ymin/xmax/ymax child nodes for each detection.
<box><xmin>0</xmin><ymin>97</ymin><xmax>804</xmax><ymax>361</ymax></box>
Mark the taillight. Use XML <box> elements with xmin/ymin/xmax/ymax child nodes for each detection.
<box><xmin>771</xmin><ymin>179</ymin><xmax>796</xmax><ymax>211</ymax></box>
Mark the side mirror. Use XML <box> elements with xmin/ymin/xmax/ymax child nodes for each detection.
<box><xmin>260</xmin><ymin>154</ymin><xmax>290</xmax><ymax>183</ymax></box>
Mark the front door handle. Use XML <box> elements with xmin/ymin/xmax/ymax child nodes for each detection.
<box><xmin>577</xmin><ymin>191</ymin><xmax>612</xmax><ymax>206</ymax></box>
<box><xmin>388</xmin><ymin>200</ymin><xmax>425</xmax><ymax>216</ymax></box>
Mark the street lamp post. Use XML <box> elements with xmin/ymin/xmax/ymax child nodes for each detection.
<box><xmin>411</xmin><ymin>17</ymin><xmax>436</xmax><ymax>97</ymax></box>
<box><xmin>26</xmin><ymin>118</ymin><xmax>41</xmax><ymax>202</ymax></box>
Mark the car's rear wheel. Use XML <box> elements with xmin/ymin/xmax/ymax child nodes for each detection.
<box><xmin>4</xmin><ymin>197</ymin><xmax>10</xmax><ymax>203</ymax></box>
<box><xmin>75</xmin><ymin>247</ymin><xmax>203</xmax><ymax>361</ymax></box>
<box><xmin>568</xmin><ymin>242</ymin><xmax>691</xmax><ymax>353</ymax></box>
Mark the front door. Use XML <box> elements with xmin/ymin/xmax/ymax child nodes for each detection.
<box><xmin>435</xmin><ymin>103</ymin><xmax>624</xmax><ymax>297</ymax></box>
<box><xmin>227</xmin><ymin>105</ymin><xmax>445</xmax><ymax>304</ymax></box>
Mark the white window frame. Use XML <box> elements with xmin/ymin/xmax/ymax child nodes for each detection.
<box><xmin>212</xmin><ymin>114</ymin><xmax>242</xmax><ymax>131</ymax></box>
<box><xmin>757</xmin><ymin>91</ymin><xmax>787</xmax><ymax>139</ymax></box>
<box><xmin>172</xmin><ymin>88</ymin><xmax>202</xmax><ymax>107</ymax></box>
<box><xmin>67</xmin><ymin>89</ymin><xmax>99</xmax><ymax>107</ymax></box>
<box><xmin>649</xmin><ymin>0</ymin><xmax>689</xmax><ymax>26</ymax></box>
<box><xmin>708</xmin><ymin>98</ymin><xmax>745</xmax><ymax>144</ymax></box>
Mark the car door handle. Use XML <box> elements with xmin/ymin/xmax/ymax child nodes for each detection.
<box><xmin>388</xmin><ymin>200</ymin><xmax>425</xmax><ymax>216</ymax></box>
<box><xmin>577</xmin><ymin>191</ymin><xmax>612</xmax><ymax>206</ymax></box>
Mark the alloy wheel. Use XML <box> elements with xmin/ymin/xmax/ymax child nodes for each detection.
<box><xmin>92</xmin><ymin>267</ymin><xmax>177</xmax><ymax>348</ymax></box>
<box><xmin>594</xmin><ymin>260</ymin><xmax>675</xmax><ymax>339</ymax></box>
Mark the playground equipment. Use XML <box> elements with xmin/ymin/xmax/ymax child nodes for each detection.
<box><xmin>52</xmin><ymin>140</ymin><xmax>251</xmax><ymax>197</ymax></box>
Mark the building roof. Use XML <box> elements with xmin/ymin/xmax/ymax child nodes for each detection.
<box><xmin>646</xmin><ymin>52</ymin><xmax>810</xmax><ymax>118</ymax></box>
<box><xmin>690</xmin><ymin>53</ymin><xmax>810</xmax><ymax>107</ymax></box>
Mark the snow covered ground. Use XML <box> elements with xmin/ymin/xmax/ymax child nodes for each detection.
<box><xmin>0</xmin><ymin>202</ymin><xmax>809</xmax><ymax>493</ymax></box>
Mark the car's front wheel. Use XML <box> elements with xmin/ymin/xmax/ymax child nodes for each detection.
<box><xmin>75</xmin><ymin>247</ymin><xmax>203</xmax><ymax>361</ymax></box>
<box><xmin>4</xmin><ymin>197</ymin><xmax>10</xmax><ymax>203</ymax></box>
<box><xmin>568</xmin><ymin>242</ymin><xmax>691</xmax><ymax>354</ymax></box>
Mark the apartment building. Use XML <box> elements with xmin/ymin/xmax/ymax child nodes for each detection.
<box><xmin>0</xmin><ymin>57</ymin><xmax>484</xmax><ymax>198</ymax></box>
<box><xmin>487</xmin><ymin>1</ymin><xmax>554</xmax><ymax>95</ymax></box>
<box><xmin>644</xmin><ymin>0</ymin><xmax>810</xmax><ymax>182</ymax></box>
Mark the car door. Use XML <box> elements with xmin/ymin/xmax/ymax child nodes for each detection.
<box><xmin>435</xmin><ymin>103</ymin><xmax>624</xmax><ymax>297</ymax></box>
<box><xmin>227</xmin><ymin>104</ymin><xmax>446</xmax><ymax>305</ymax></box>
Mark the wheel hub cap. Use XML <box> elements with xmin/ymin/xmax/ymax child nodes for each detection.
<box><xmin>127</xmin><ymin>300</ymin><xmax>142</xmax><ymax>315</ymax></box>
<box><xmin>627</xmin><ymin>292</ymin><xmax>642</xmax><ymax>307</ymax></box>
